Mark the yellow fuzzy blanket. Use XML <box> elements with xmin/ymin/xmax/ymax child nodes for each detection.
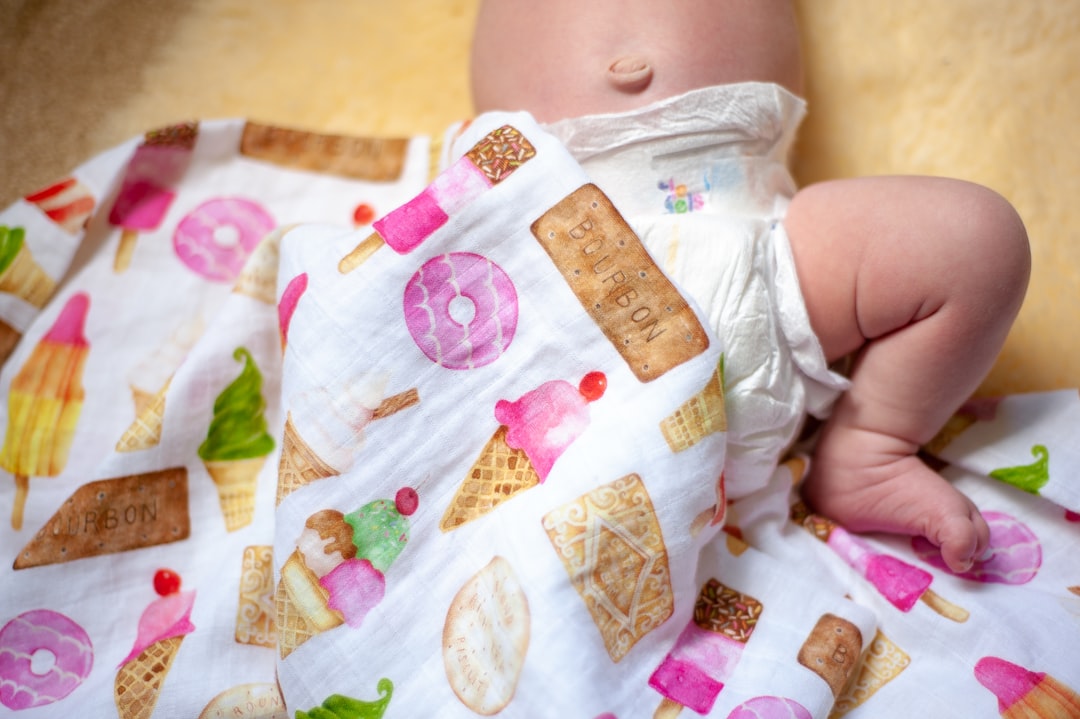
<box><xmin>1</xmin><ymin>0</ymin><xmax>1077</xmax><ymax>393</ymax></box>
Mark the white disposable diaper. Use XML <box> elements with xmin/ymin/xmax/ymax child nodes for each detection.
<box><xmin>546</xmin><ymin>82</ymin><xmax>851</xmax><ymax>497</ymax></box>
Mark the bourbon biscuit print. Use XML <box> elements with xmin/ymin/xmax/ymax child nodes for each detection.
<box><xmin>13</xmin><ymin>467</ymin><xmax>190</xmax><ymax>570</ymax></box>
<box><xmin>531</xmin><ymin>184</ymin><xmax>709</xmax><ymax>382</ymax></box>
<box><xmin>240</xmin><ymin>122</ymin><xmax>409</xmax><ymax>181</ymax></box>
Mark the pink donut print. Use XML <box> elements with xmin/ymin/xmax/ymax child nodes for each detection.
<box><xmin>403</xmin><ymin>252</ymin><xmax>518</xmax><ymax>370</ymax></box>
<box><xmin>173</xmin><ymin>197</ymin><xmax>275</xmax><ymax>282</ymax></box>
<box><xmin>0</xmin><ymin>609</ymin><xmax>93</xmax><ymax>710</ymax></box>
<box><xmin>911</xmin><ymin>510</ymin><xmax>1041</xmax><ymax>584</ymax></box>
<box><xmin>726</xmin><ymin>696</ymin><xmax>812</xmax><ymax>719</ymax></box>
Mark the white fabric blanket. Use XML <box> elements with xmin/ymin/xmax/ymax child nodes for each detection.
<box><xmin>0</xmin><ymin>114</ymin><xmax>1078</xmax><ymax>719</ymax></box>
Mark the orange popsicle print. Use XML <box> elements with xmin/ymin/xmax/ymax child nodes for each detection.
<box><xmin>1</xmin><ymin>292</ymin><xmax>90</xmax><ymax>529</ymax></box>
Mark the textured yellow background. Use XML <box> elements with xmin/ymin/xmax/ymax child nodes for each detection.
<box><xmin>2</xmin><ymin>0</ymin><xmax>1077</xmax><ymax>394</ymax></box>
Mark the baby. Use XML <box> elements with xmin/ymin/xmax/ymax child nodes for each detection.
<box><xmin>470</xmin><ymin>0</ymin><xmax>1030</xmax><ymax>572</ymax></box>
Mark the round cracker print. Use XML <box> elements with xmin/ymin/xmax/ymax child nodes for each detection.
<box><xmin>443</xmin><ymin>556</ymin><xmax>530</xmax><ymax>715</ymax></box>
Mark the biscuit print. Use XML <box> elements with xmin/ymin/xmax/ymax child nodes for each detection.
<box><xmin>797</xmin><ymin>613</ymin><xmax>862</xmax><ymax>698</ymax></box>
<box><xmin>13</xmin><ymin>467</ymin><xmax>190</xmax><ymax>570</ymax></box>
<box><xmin>531</xmin><ymin>184</ymin><xmax>709</xmax><ymax>382</ymax></box>
<box><xmin>241</xmin><ymin>122</ymin><xmax>409</xmax><ymax>181</ymax></box>
<box><xmin>235</xmin><ymin>545</ymin><xmax>276</xmax><ymax>648</ymax></box>
<box><xmin>443</xmin><ymin>556</ymin><xmax>530</xmax><ymax>715</ymax></box>
<box><xmin>543</xmin><ymin>473</ymin><xmax>673</xmax><ymax>663</ymax></box>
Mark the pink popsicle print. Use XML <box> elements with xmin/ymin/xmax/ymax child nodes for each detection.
<box><xmin>797</xmin><ymin>511</ymin><xmax>969</xmax><ymax>622</ymax></box>
<box><xmin>338</xmin><ymin>125</ymin><xmax>536</xmax><ymax>273</ymax></box>
<box><xmin>650</xmin><ymin>579</ymin><xmax>763</xmax><ymax>717</ymax></box>
<box><xmin>108</xmin><ymin>123</ymin><xmax>198</xmax><ymax>272</ymax></box>
<box><xmin>974</xmin><ymin>656</ymin><xmax>1080</xmax><ymax>718</ymax></box>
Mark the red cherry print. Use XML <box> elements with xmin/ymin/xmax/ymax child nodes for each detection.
<box><xmin>395</xmin><ymin>487</ymin><xmax>419</xmax><ymax>516</ymax></box>
<box><xmin>579</xmin><ymin>371</ymin><xmax>607</xmax><ymax>402</ymax></box>
<box><xmin>153</xmin><ymin>569</ymin><xmax>182</xmax><ymax>596</ymax></box>
<box><xmin>352</xmin><ymin>203</ymin><xmax>376</xmax><ymax>227</ymax></box>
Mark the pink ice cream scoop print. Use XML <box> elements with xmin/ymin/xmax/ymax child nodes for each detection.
<box><xmin>495</xmin><ymin>371</ymin><xmax>607</xmax><ymax>480</ymax></box>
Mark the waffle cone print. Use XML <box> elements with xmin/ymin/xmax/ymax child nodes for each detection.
<box><xmin>114</xmin><ymin>572</ymin><xmax>196</xmax><ymax>719</ymax></box>
<box><xmin>198</xmin><ymin>347</ymin><xmax>274</xmax><ymax>532</ymax></box>
<box><xmin>277</xmin><ymin>387</ymin><xmax>419</xmax><ymax>505</ymax></box>
<box><xmin>277</xmin><ymin>413</ymin><xmax>340</xmax><ymax>504</ymax></box>
<box><xmin>661</xmin><ymin>357</ymin><xmax>726</xmax><ymax>452</ymax></box>
<box><xmin>115</xmin><ymin>379</ymin><xmax>169</xmax><ymax>452</ymax></box>
<box><xmin>441</xmin><ymin>426</ymin><xmax>538</xmax><ymax>532</ymax></box>
<box><xmin>0</xmin><ymin>225</ymin><xmax>57</xmax><ymax>308</ymax></box>
<box><xmin>649</xmin><ymin>579</ymin><xmax>763</xmax><ymax>717</ymax></box>
<box><xmin>542</xmin><ymin>473</ymin><xmax>673</xmax><ymax>663</ymax></box>
<box><xmin>339</xmin><ymin>125</ymin><xmax>536</xmax><ymax>272</ymax></box>
<box><xmin>277</xmin><ymin>489</ymin><xmax>417</xmax><ymax>658</ymax></box>
<box><xmin>441</xmin><ymin>372</ymin><xmax>605</xmax><ymax>532</ymax></box>
<box><xmin>830</xmin><ymin>631</ymin><xmax>910</xmax><ymax>717</ymax></box>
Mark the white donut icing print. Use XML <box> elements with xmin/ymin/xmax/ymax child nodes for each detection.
<box><xmin>403</xmin><ymin>253</ymin><xmax>518</xmax><ymax>370</ymax></box>
<box><xmin>173</xmin><ymin>197</ymin><xmax>275</xmax><ymax>282</ymax></box>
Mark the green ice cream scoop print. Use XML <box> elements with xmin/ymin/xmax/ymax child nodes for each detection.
<box><xmin>296</xmin><ymin>679</ymin><xmax>393</xmax><ymax>719</ymax></box>
<box><xmin>199</xmin><ymin>347</ymin><xmax>275</xmax><ymax>532</ymax></box>
<box><xmin>989</xmin><ymin>445</ymin><xmax>1050</xmax><ymax>495</ymax></box>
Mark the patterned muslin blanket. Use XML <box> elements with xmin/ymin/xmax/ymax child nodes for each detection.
<box><xmin>0</xmin><ymin>114</ymin><xmax>1077</xmax><ymax>718</ymax></box>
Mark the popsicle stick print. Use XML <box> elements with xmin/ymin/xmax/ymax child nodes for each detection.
<box><xmin>338</xmin><ymin>125</ymin><xmax>536</xmax><ymax>273</ymax></box>
<box><xmin>793</xmin><ymin>508</ymin><xmax>969</xmax><ymax>622</ymax></box>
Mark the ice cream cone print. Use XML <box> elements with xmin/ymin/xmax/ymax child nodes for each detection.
<box><xmin>205</xmin><ymin>457</ymin><xmax>266</xmax><ymax>532</ymax></box>
<box><xmin>276</xmin><ymin>413</ymin><xmax>339</xmax><ymax>505</ymax></box>
<box><xmin>661</xmin><ymin>357</ymin><xmax>726</xmax><ymax>452</ymax></box>
<box><xmin>198</xmin><ymin>347</ymin><xmax>274</xmax><ymax>532</ymax></box>
<box><xmin>275</xmin><ymin>549</ymin><xmax>344</xmax><ymax>658</ymax></box>
<box><xmin>277</xmin><ymin>491</ymin><xmax>417</xmax><ymax>658</ymax></box>
<box><xmin>116</xmin><ymin>379</ymin><xmax>169</xmax><ymax>453</ymax></box>
<box><xmin>441</xmin><ymin>426</ymin><xmax>539</xmax><ymax>532</ymax></box>
<box><xmin>1</xmin><ymin>292</ymin><xmax>90</xmax><ymax>529</ymax></box>
<box><xmin>0</xmin><ymin>226</ymin><xmax>57</xmax><ymax>308</ymax></box>
<box><xmin>232</xmin><ymin>227</ymin><xmax>284</xmax><ymax>305</ymax></box>
<box><xmin>442</xmin><ymin>373</ymin><xmax>605</xmax><ymax>532</ymax></box>
<box><xmin>115</xmin><ymin>574</ymin><xmax>195</xmax><ymax>719</ymax></box>
<box><xmin>114</xmin><ymin>635</ymin><xmax>184</xmax><ymax>719</ymax></box>
<box><xmin>830</xmin><ymin>631</ymin><xmax>910</xmax><ymax>718</ymax></box>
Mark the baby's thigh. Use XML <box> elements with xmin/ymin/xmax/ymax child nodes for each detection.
<box><xmin>783</xmin><ymin>175</ymin><xmax>1027</xmax><ymax>362</ymax></box>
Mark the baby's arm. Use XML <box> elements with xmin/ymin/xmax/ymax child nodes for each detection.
<box><xmin>785</xmin><ymin>176</ymin><xmax>1030</xmax><ymax>571</ymax></box>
